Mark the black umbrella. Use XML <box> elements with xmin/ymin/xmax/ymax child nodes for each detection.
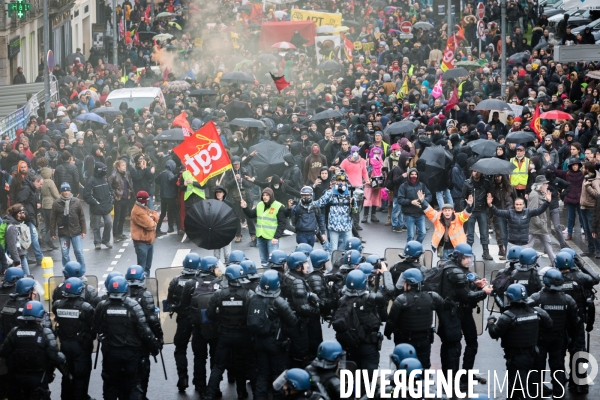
<box><xmin>138</xmin><ymin>31</ymin><xmax>158</xmax><ymax>40</ymax></box>
<box><xmin>249</xmin><ymin>141</ymin><xmax>289</xmax><ymax>182</ymax></box>
<box><xmin>92</xmin><ymin>106</ymin><xmax>122</xmax><ymax>116</ymax></box>
<box><xmin>419</xmin><ymin>146</ymin><xmax>452</xmax><ymax>170</ymax></box>
<box><xmin>508</xmin><ymin>52</ymin><xmax>530</xmax><ymax>65</ymax></box>
<box><xmin>505</xmin><ymin>131</ymin><xmax>536</xmax><ymax>144</ymax></box>
<box><xmin>59</xmin><ymin>76</ymin><xmax>78</xmax><ymax>84</ymax></box>
<box><xmin>468</xmin><ymin>139</ymin><xmax>499</xmax><ymax>158</ymax></box>
<box><xmin>442</xmin><ymin>67</ymin><xmax>469</xmax><ymax>80</ymax></box>
<box><xmin>224</xmin><ymin>101</ymin><xmax>254</xmax><ymax>119</ymax></box>
<box><xmin>220</xmin><ymin>71</ymin><xmax>255</xmax><ymax>84</ymax></box>
<box><xmin>230</xmin><ymin>118</ymin><xmax>266</xmax><ymax>128</ymax></box>
<box><xmin>342</xmin><ymin>20</ymin><xmax>362</xmax><ymax>28</ymax></box>
<box><xmin>471</xmin><ymin>158</ymin><xmax>516</xmax><ymax>175</ymax></box>
<box><xmin>384</xmin><ymin>121</ymin><xmax>416</xmax><ymax>135</ymax></box>
<box><xmin>185</xmin><ymin>200</ymin><xmax>238</xmax><ymax>250</ymax></box>
<box><xmin>318</xmin><ymin>60</ymin><xmax>343</xmax><ymax>71</ymax></box>
<box><xmin>312</xmin><ymin>109</ymin><xmax>343</xmax><ymax>121</ymax></box>
<box><xmin>66</xmin><ymin>52</ymin><xmax>86</xmax><ymax>65</ymax></box>
<box><xmin>189</xmin><ymin>89</ymin><xmax>217</xmax><ymax>97</ymax></box>
<box><xmin>474</xmin><ymin>99</ymin><xmax>511</xmax><ymax>111</ymax></box>
<box><xmin>154</xmin><ymin>128</ymin><xmax>185</xmax><ymax>141</ymax></box>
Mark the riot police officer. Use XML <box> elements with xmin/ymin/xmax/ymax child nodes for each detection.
<box><xmin>510</xmin><ymin>248</ymin><xmax>543</xmax><ymax>295</ymax></box>
<box><xmin>305</xmin><ymin>340</ymin><xmax>344</xmax><ymax>400</ymax></box>
<box><xmin>285</xmin><ymin>252</ymin><xmax>321</xmax><ymax>368</ymax></box>
<box><xmin>187</xmin><ymin>255</ymin><xmax>222</xmax><ymax>396</ymax></box>
<box><xmin>330</xmin><ymin>237</ymin><xmax>364</xmax><ymax>272</ymax></box>
<box><xmin>268</xmin><ymin>250</ymin><xmax>290</xmax><ymax>299</ymax></box>
<box><xmin>248</xmin><ymin>270</ymin><xmax>298</xmax><ymax>400</ymax></box>
<box><xmin>94</xmin><ymin>276</ymin><xmax>160</xmax><ymax>400</ymax></box>
<box><xmin>490</xmin><ymin>246</ymin><xmax>523</xmax><ymax>311</ymax></box>
<box><xmin>327</xmin><ymin>249</ymin><xmax>363</xmax><ymax>303</ymax></box>
<box><xmin>488</xmin><ymin>284</ymin><xmax>553</xmax><ymax>398</ymax></box>
<box><xmin>306</xmin><ymin>249</ymin><xmax>332</xmax><ymax>353</ymax></box>
<box><xmin>227</xmin><ymin>250</ymin><xmax>247</xmax><ymax>266</ymax></box>
<box><xmin>530</xmin><ymin>267</ymin><xmax>579</xmax><ymax>398</ymax></box>
<box><xmin>390</xmin><ymin>241</ymin><xmax>427</xmax><ymax>288</ymax></box>
<box><xmin>240</xmin><ymin>259</ymin><xmax>261</xmax><ymax>290</ymax></box>
<box><xmin>52</xmin><ymin>261</ymin><xmax>100</xmax><ymax>306</ymax></box>
<box><xmin>167</xmin><ymin>252</ymin><xmax>202</xmax><ymax>391</ymax></box>
<box><xmin>333</xmin><ymin>270</ymin><xmax>386</xmax><ymax>374</ymax></box>
<box><xmin>555</xmin><ymin>251</ymin><xmax>598</xmax><ymax>394</ymax></box>
<box><xmin>364</xmin><ymin>254</ymin><xmax>395</xmax><ymax>301</ymax></box>
<box><xmin>204</xmin><ymin>265</ymin><xmax>256</xmax><ymax>400</ymax></box>
<box><xmin>125</xmin><ymin>264</ymin><xmax>164</xmax><ymax>399</ymax></box>
<box><xmin>438</xmin><ymin>243</ymin><xmax>492</xmax><ymax>384</ymax></box>
<box><xmin>1</xmin><ymin>277</ymin><xmax>50</xmax><ymax>335</ymax></box>
<box><xmin>0</xmin><ymin>267</ymin><xmax>24</xmax><ymax>295</ymax></box>
<box><xmin>52</xmin><ymin>277</ymin><xmax>95</xmax><ymax>400</ymax></box>
<box><xmin>385</xmin><ymin>268</ymin><xmax>444</xmax><ymax>368</ymax></box>
<box><xmin>273</xmin><ymin>368</ymin><xmax>316</xmax><ymax>400</ymax></box>
<box><xmin>0</xmin><ymin>300</ymin><xmax>68</xmax><ymax>400</ymax></box>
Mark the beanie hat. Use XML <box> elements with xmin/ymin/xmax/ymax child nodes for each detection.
<box><xmin>60</xmin><ymin>182</ymin><xmax>71</xmax><ymax>192</ymax></box>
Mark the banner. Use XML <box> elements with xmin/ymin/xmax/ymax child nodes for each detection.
<box><xmin>172</xmin><ymin>111</ymin><xmax>192</xmax><ymax>137</ymax></box>
<box><xmin>531</xmin><ymin>105</ymin><xmax>542</xmax><ymax>142</ymax></box>
<box><xmin>290</xmin><ymin>10</ymin><xmax>342</xmax><ymax>27</ymax></box>
<box><xmin>343</xmin><ymin>36</ymin><xmax>354</xmax><ymax>61</ymax></box>
<box><xmin>315</xmin><ymin>35</ymin><xmax>341</xmax><ymax>62</ymax></box>
<box><xmin>431</xmin><ymin>75</ymin><xmax>443</xmax><ymax>99</ymax></box>
<box><xmin>173</xmin><ymin>122</ymin><xmax>232</xmax><ymax>186</ymax></box>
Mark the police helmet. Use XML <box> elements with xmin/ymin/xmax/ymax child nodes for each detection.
<box><xmin>543</xmin><ymin>268</ymin><xmax>564</xmax><ymax>290</ymax></box>
<box><xmin>104</xmin><ymin>272</ymin><xmax>123</xmax><ymax>291</ymax></box>
<box><xmin>295</xmin><ymin>243</ymin><xmax>313</xmax><ymax>257</ymax></box>
<box><xmin>125</xmin><ymin>265</ymin><xmax>145</xmax><ymax>286</ymax></box>
<box><xmin>258</xmin><ymin>270</ymin><xmax>280</xmax><ymax>297</ymax></box>
<box><xmin>19</xmin><ymin>300</ymin><xmax>45</xmax><ymax>321</ymax></box>
<box><xmin>15</xmin><ymin>277</ymin><xmax>36</xmax><ymax>296</ymax></box>
<box><xmin>183</xmin><ymin>252</ymin><xmax>202</xmax><ymax>270</ymax></box>
<box><xmin>269</xmin><ymin>250</ymin><xmax>288</xmax><ymax>267</ymax></box>
<box><xmin>519</xmin><ymin>248</ymin><xmax>539</xmax><ymax>266</ymax></box>
<box><xmin>403</xmin><ymin>268</ymin><xmax>424</xmax><ymax>287</ymax></box>
<box><xmin>559</xmin><ymin>248</ymin><xmax>576</xmax><ymax>259</ymax></box>
<box><xmin>505</xmin><ymin>283</ymin><xmax>528</xmax><ymax>304</ymax></box>
<box><xmin>344</xmin><ymin>237</ymin><xmax>363</xmax><ymax>253</ymax></box>
<box><xmin>345</xmin><ymin>249</ymin><xmax>363</xmax><ymax>267</ymax></box>
<box><xmin>3</xmin><ymin>267</ymin><xmax>24</xmax><ymax>285</ymax></box>
<box><xmin>365</xmin><ymin>254</ymin><xmax>383</xmax><ymax>269</ymax></box>
<box><xmin>200</xmin><ymin>256</ymin><xmax>219</xmax><ymax>272</ymax></box>
<box><xmin>63</xmin><ymin>261</ymin><xmax>85</xmax><ymax>278</ymax></box>
<box><xmin>345</xmin><ymin>270</ymin><xmax>367</xmax><ymax>291</ymax></box>
<box><xmin>224</xmin><ymin>265</ymin><xmax>247</xmax><ymax>286</ymax></box>
<box><xmin>309</xmin><ymin>249</ymin><xmax>329</xmax><ymax>271</ymax></box>
<box><xmin>240</xmin><ymin>260</ymin><xmax>260</xmax><ymax>279</ymax></box>
<box><xmin>390</xmin><ymin>343</ymin><xmax>417</xmax><ymax>368</ymax></box>
<box><xmin>287</xmin><ymin>252</ymin><xmax>308</xmax><ymax>270</ymax></box>
<box><xmin>398</xmin><ymin>358</ymin><xmax>423</xmax><ymax>378</ymax></box>
<box><xmin>107</xmin><ymin>276</ymin><xmax>129</xmax><ymax>298</ymax></box>
<box><xmin>555</xmin><ymin>251</ymin><xmax>574</xmax><ymax>270</ymax></box>
<box><xmin>507</xmin><ymin>245</ymin><xmax>523</xmax><ymax>262</ymax></box>
<box><xmin>228</xmin><ymin>250</ymin><xmax>247</xmax><ymax>264</ymax></box>
<box><xmin>357</xmin><ymin>262</ymin><xmax>374</xmax><ymax>276</ymax></box>
<box><xmin>63</xmin><ymin>277</ymin><xmax>84</xmax><ymax>297</ymax></box>
<box><xmin>283</xmin><ymin>368</ymin><xmax>312</xmax><ymax>391</ymax></box>
<box><xmin>403</xmin><ymin>241</ymin><xmax>424</xmax><ymax>259</ymax></box>
<box><xmin>314</xmin><ymin>340</ymin><xmax>346</xmax><ymax>369</ymax></box>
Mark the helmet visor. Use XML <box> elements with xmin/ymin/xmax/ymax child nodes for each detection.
<box><xmin>273</xmin><ymin>370</ymin><xmax>288</xmax><ymax>391</ymax></box>
<box><xmin>34</xmin><ymin>280</ymin><xmax>45</xmax><ymax>298</ymax></box>
<box><xmin>463</xmin><ymin>254</ymin><xmax>475</xmax><ymax>269</ymax></box>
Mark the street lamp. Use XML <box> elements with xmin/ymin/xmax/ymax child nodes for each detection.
<box><xmin>500</xmin><ymin>0</ymin><xmax>507</xmax><ymax>99</ymax></box>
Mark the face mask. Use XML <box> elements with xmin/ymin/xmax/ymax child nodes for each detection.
<box><xmin>409</xmin><ymin>176</ymin><xmax>418</xmax><ymax>184</ymax></box>
<box><xmin>273</xmin><ymin>185</ymin><xmax>280</xmax><ymax>189</ymax></box>
<box><xmin>337</xmin><ymin>184</ymin><xmax>347</xmax><ymax>192</ymax></box>
<box><xmin>352</xmin><ymin>152</ymin><xmax>358</xmax><ymax>158</ymax></box>
<box><xmin>301</xmin><ymin>197</ymin><xmax>311</xmax><ymax>204</ymax></box>
<box><xmin>312</xmin><ymin>148</ymin><xmax>319</xmax><ymax>154</ymax></box>
<box><xmin>394</xmin><ymin>151</ymin><xmax>401</xmax><ymax>157</ymax></box>
<box><xmin>263</xmin><ymin>106</ymin><xmax>268</xmax><ymax>110</ymax></box>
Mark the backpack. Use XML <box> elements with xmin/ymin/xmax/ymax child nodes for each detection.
<box><xmin>491</xmin><ymin>268</ymin><xmax>513</xmax><ymax>298</ymax></box>
<box><xmin>331</xmin><ymin>297</ymin><xmax>366</xmax><ymax>348</ymax></box>
<box><xmin>189</xmin><ymin>276</ymin><xmax>220</xmax><ymax>339</ymax></box>
<box><xmin>422</xmin><ymin>261</ymin><xmax>455</xmax><ymax>295</ymax></box>
<box><xmin>16</xmin><ymin>222</ymin><xmax>31</xmax><ymax>250</ymax></box>
<box><xmin>247</xmin><ymin>296</ymin><xmax>275</xmax><ymax>337</ymax></box>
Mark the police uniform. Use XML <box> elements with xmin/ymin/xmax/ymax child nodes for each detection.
<box><xmin>509</xmin><ymin>265</ymin><xmax>543</xmax><ymax>298</ymax></box>
<box><xmin>385</xmin><ymin>288</ymin><xmax>444</xmax><ymax>368</ymax></box>
<box><xmin>94</xmin><ymin>296</ymin><xmax>158</xmax><ymax>400</ymax></box>
<box><xmin>306</xmin><ymin>269</ymin><xmax>332</xmax><ymax>354</ymax></box>
<box><xmin>52</xmin><ymin>280</ymin><xmax>100</xmax><ymax>307</ymax></box>
<box><xmin>305</xmin><ymin>362</ymin><xmax>341</xmax><ymax>400</ymax></box>
<box><xmin>1</xmin><ymin>294</ymin><xmax>52</xmax><ymax>334</ymax></box>
<box><xmin>389</xmin><ymin>258</ymin><xmax>427</xmax><ymax>291</ymax></box>
<box><xmin>52</xmin><ymin>295</ymin><xmax>95</xmax><ymax>400</ymax></box>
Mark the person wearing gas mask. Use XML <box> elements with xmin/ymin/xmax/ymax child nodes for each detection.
<box><xmin>287</xmin><ymin>186</ymin><xmax>327</xmax><ymax>247</ymax></box>
<box><xmin>340</xmin><ymin>146</ymin><xmax>369</xmax><ymax>231</ymax></box>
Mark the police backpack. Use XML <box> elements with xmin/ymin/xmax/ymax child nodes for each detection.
<box><xmin>247</xmin><ymin>296</ymin><xmax>275</xmax><ymax>337</ymax></box>
<box><xmin>422</xmin><ymin>262</ymin><xmax>455</xmax><ymax>294</ymax></box>
<box><xmin>331</xmin><ymin>298</ymin><xmax>366</xmax><ymax>348</ymax></box>
<box><xmin>189</xmin><ymin>277</ymin><xmax>220</xmax><ymax>339</ymax></box>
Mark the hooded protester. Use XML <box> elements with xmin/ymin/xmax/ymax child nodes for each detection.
<box><xmin>312</xmin><ymin>167</ymin><xmax>331</xmax><ymax>201</ymax></box>
<box><xmin>398</xmin><ymin>168</ymin><xmax>432</xmax><ymax>243</ymax></box>
<box><xmin>350</xmin><ymin>125</ymin><xmax>373</xmax><ymax>158</ymax></box>
<box><xmin>281</xmin><ymin>153</ymin><xmax>303</xmax><ymax>191</ymax></box>
<box><xmin>451</xmin><ymin>153</ymin><xmax>468</xmax><ymax>210</ymax></box>
<box><xmin>303</xmin><ymin>144</ymin><xmax>328</xmax><ymax>185</ymax></box>
<box><xmin>224</xmin><ymin>156</ymin><xmax>257</xmax><ymax>245</ymax></box>
<box><xmin>153</xmin><ymin>159</ymin><xmax>181</xmax><ymax>236</ymax></box>
<box><xmin>546</xmin><ymin>156</ymin><xmax>584</xmax><ymax>241</ymax></box>
<box><xmin>489</xmin><ymin>174</ymin><xmax>517</xmax><ymax>259</ymax></box>
<box><xmin>362</xmin><ymin>147</ymin><xmax>384</xmax><ymax>223</ymax></box>
<box><xmin>53</xmin><ymin>152</ymin><xmax>80</xmax><ymax>197</ymax></box>
<box><xmin>83</xmin><ymin>162</ymin><xmax>114</xmax><ymax>250</ymax></box>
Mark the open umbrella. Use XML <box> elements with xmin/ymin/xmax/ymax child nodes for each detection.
<box><xmin>154</xmin><ymin>128</ymin><xmax>185</xmax><ymax>141</ymax></box>
<box><xmin>168</xmin><ymin>21</ymin><xmax>182</xmax><ymax>30</ymax></box>
<box><xmin>413</xmin><ymin>21</ymin><xmax>434</xmax><ymax>30</ymax></box>
<box><xmin>153</xmin><ymin>33</ymin><xmax>174</xmax><ymax>41</ymax></box>
<box><xmin>230</xmin><ymin>118</ymin><xmax>266</xmax><ymax>128</ymax></box>
<box><xmin>318</xmin><ymin>60</ymin><xmax>343</xmax><ymax>71</ymax></box>
<box><xmin>75</xmin><ymin>113</ymin><xmax>107</xmax><ymax>125</ymax></box>
<box><xmin>185</xmin><ymin>200</ymin><xmax>238</xmax><ymax>250</ymax></box>
<box><xmin>92</xmin><ymin>107</ymin><xmax>122</xmax><ymax>116</ymax></box>
<box><xmin>586</xmin><ymin>70</ymin><xmax>600</xmax><ymax>80</ymax></box>
<box><xmin>189</xmin><ymin>89</ymin><xmax>217</xmax><ymax>97</ymax></box>
<box><xmin>455</xmin><ymin>60</ymin><xmax>481</xmax><ymax>70</ymax></box>
<box><xmin>504</xmin><ymin>131</ymin><xmax>537</xmax><ymax>144</ymax></box>
<box><xmin>384</xmin><ymin>121</ymin><xmax>416</xmax><ymax>135</ymax></box>
<box><xmin>540</xmin><ymin>110</ymin><xmax>573</xmax><ymax>120</ymax></box>
<box><xmin>471</xmin><ymin>158</ymin><xmax>516</xmax><ymax>175</ymax></box>
<box><xmin>156</xmin><ymin>11</ymin><xmax>175</xmax><ymax>17</ymax></box>
<box><xmin>468</xmin><ymin>139</ymin><xmax>499</xmax><ymax>158</ymax></box>
<box><xmin>235</xmin><ymin>59</ymin><xmax>255</xmax><ymax>70</ymax></box>
<box><xmin>271</xmin><ymin>41</ymin><xmax>296</xmax><ymax>50</ymax></box>
<box><xmin>316</xmin><ymin>25</ymin><xmax>336</xmax><ymax>34</ymax></box>
<box><xmin>249</xmin><ymin>141</ymin><xmax>290</xmax><ymax>182</ymax></box>
<box><xmin>66</xmin><ymin>52</ymin><xmax>86</xmax><ymax>65</ymax></box>
<box><xmin>161</xmin><ymin>80</ymin><xmax>191</xmax><ymax>92</ymax></box>
<box><xmin>508</xmin><ymin>52</ymin><xmax>530</xmax><ymax>65</ymax></box>
<box><xmin>474</xmin><ymin>99</ymin><xmax>511</xmax><ymax>111</ymax></box>
<box><xmin>419</xmin><ymin>146</ymin><xmax>451</xmax><ymax>170</ymax></box>
<box><xmin>342</xmin><ymin>20</ymin><xmax>361</xmax><ymax>28</ymax></box>
<box><xmin>442</xmin><ymin>68</ymin><xmax>469</xmax><ymax>80</ymax></box>
<box><xmin>312</xmin><ymin>109</ymin><xmax>343</xmax><ymax>121</ymax></box>
<box><xmin>138</xmin><ymin>31</ymin><xmax>157</xmax><ymax>40</ymax></box>
<box><xmin>220</xmin><ymin>71</ymin><xmax>255</xmax><ymax>84</ymax></box>
<box><xmin>224</xmin><ymin>101</ymin><xmax>254</xmax><ymax>119</ymax></box>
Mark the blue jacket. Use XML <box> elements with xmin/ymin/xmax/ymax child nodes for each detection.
<box><xmin>289</xmin><ymin>203</ymin><xmax>326</xmax><ymax>234</ymax></box>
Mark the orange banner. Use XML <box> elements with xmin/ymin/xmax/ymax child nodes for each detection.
<box><xmin>173</xmin><ymin>121</ymin><xmax>232</xmax><ymax>186</ymax></box>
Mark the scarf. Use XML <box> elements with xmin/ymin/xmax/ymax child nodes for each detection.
<box><xmin>61</xmin><ymin>193</ymin><xmax>72</xmax><ymax>216</ymax></box>
<box><xmin>441</xmin><ymin>214</ymin><xmax>452</xmax><ymax>243</ymax></box>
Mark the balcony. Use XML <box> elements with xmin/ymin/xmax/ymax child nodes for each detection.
<box><xmin>48</xmin><ymin>0</ymin><xmax>76</xmax><ymax>14</ymax></box>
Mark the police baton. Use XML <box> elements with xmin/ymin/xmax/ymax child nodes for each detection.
<box><xmin>94</xmin><ymin>341</ymin><xmax>101</xmax><ymax>369</ymax></box>
<box><xmin>160</xmin><ymin>350</ymin><xmax>168</xmax><ymax>380</ymax></box>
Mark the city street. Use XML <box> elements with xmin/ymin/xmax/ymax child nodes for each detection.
<box><xmin>26</xmin><ymin>204</ymin><xmax>600</xmax><ymax>400</ymax></box>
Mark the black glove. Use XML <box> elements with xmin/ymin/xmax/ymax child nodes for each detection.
<box><xmin>148</xmin><ymin>338</ymin><xmax>160</xmax><ymax>356</ymax></box>
<box><xmin>487</xmin><ymin>316</ymin><xmax>497</xmax><ymax>326</ymax></box>
<box><xmin>308</xmin><ymin>292</ymin><xmax>322</xmax><ymax>306</ymax></box>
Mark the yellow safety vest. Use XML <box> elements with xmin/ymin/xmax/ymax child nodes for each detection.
<box><xmin>182</xmin><ymin>170</ymin><xmax>205</xmax><ymax>201</ymax></box>
<box><xmin>510</xmin><ymin>157</ymin><xmax>529</xmax><ymax>187</ymax></box>
<box><xmin>255</xmin><ymin>201</ymin><xmax>283</xmax><ymax>240</ymax></box>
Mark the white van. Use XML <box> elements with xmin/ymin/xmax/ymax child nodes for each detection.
<box><xmin>106</xmin><ymin>87</ymin><xmax>166</xmax><ymax>111</ymax></box>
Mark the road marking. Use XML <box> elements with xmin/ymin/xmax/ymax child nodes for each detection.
<box><xmin>102</xmin><ymin>274</ymin><xmax>108</xmax><ymax>278</ymax></box>
<box><xmin>107</xmin><ymin>267</ymin><xmax>114</xmax><ymax>271</ymax></box>
<box><xmin>122</xmin><ymin>242</ymin><xmax>129</xmax><ymax>247</ymax></box>
<box><xmin>171</xmin><ymin>249</ymin><xmax>191</xmax><ymax>267</ymax></box>
<box><xmin>83</xmin><ymin>249</ymin><xmax>90</xmax><ymax>252</ymax></box>
<box><xmin>119</xmin><ymin>248</ymin><xmax>125</xmax><ymax>253</ymax></box>
<box><xmin>111</xmin><ymin>261</ymin><xmax>118</xmax><ymax>265</ymax></box>
<box><xmin>115</xmin><ymin>254</ymin><xmax>122</xmax><ymax>259</ymax></box>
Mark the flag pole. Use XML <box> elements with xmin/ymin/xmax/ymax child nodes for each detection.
<box><xmin>231</xmin><ymin>166</ymin><xmax>244</xmax><ymax>200</ymax></box>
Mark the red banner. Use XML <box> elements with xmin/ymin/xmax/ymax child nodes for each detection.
<box><xmin>173</xmin><ymin>122</ymin><xmax>232</xmax><ymax>186</ymax></box>
<box><xmin>531</xmin><ymin>105</ymin><xmax>542</xmax><ymax>142</ymax></box>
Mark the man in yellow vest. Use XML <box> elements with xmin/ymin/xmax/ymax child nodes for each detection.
<box><xmin>181</xmin><ymin>170</ymin><xmax>205</xmax><ymax>213</ymax></box>
<box><xmin>510</xmin><ymin>144</ymin><xmax>531</xmax><ymax>199</ymax></box>
<box><xmin>241</xmin><ymin>187</ymin><xmax>286</xmax><ymax>266</ymax></box>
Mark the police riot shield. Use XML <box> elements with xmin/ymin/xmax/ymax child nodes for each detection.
<box><xmin>146</xmin><ymin>278</ymin><xmax>159</xmax><ymax>308</ymax></box>
<box><xmin>487</xmin><ymin>270</ymin><xmax>501</xmax><ymax>313</ymax></box>
<box><xmin>384</xmin><ymin>248</ymin><xmax>432</xmax><ymax>269</ymax></box>
<box><xmin>473</xmin><ymin>261</ymin><xmax>485</xmax><ymax>335</ymax></box>
<box><xmin>155</xmin><ymin>267</ymin><xmax>183</xmax><ymax>344</ymax></box>
<box><xmin>422</xmin><ymin>250</ymin><xmax>433</xmax><ymax>269</ymax></box>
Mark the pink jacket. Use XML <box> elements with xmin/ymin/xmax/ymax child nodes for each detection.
<box><xmin>340</xmin><ymin>158</ymin><xmax>369</xmax><ymax>187</ymax></box>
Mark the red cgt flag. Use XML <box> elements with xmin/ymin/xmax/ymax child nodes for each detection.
<box><xmin>531</xmin><ymin>104</ymin><xmax>543</xmax><ymax>142</ymax></box>
<box><xmin>270</xmin><ymin>72</ymin><xmax>290</xmax><ymax>93</ymax></box>
<box><xmin>172</xmin><ymin>111</ymin><xmax>192</xmax><ymax>137</ymax></box>
<box><xmin>173</xmin><ymin>121</ymin><xmax>232</xmax><ymax>186</ymax></box>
